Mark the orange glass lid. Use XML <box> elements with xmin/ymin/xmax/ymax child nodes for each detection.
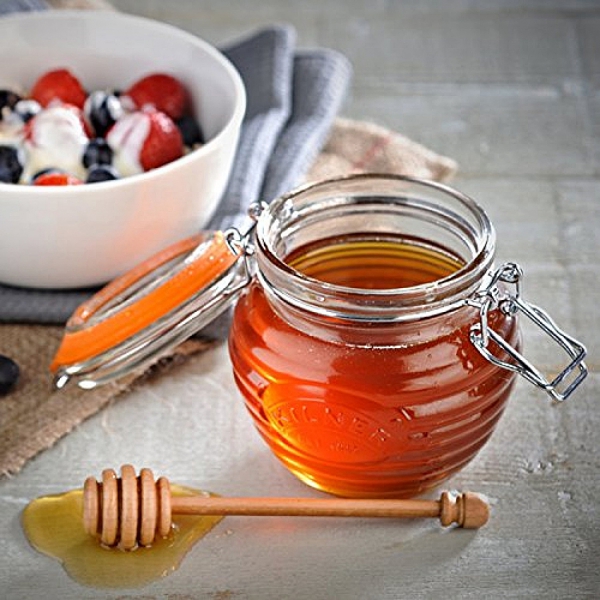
<box><xmin>51</xmin><ymin>230</ymin><xmax>248</xmax><ymax>389</ymax></box>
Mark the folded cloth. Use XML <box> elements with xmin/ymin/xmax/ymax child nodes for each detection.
<box><xmin>261</xmin><ymin>51</ymin><xmax>353</xmax><ymax>203</ymax></box>
<box><xmin>0</xmin><ymin>3</ymin><xmax>352</xmax><ymax>327</ymax></box>
<box><xmin>210</xmin><ymin>26</ymin><xmax>296</xmax><ymax>232</ymax></box>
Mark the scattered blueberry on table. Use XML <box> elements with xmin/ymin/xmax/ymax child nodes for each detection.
<box><xmin>0</xmin><ymin>355</ymin><xmax>20</xmax><ymax>396</ymax></box>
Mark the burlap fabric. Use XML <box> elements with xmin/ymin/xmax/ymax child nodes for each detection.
<box><xmin>0</xmin><ymin>117</ymin><xmax>456</xmax><ymax>477</ymax></box>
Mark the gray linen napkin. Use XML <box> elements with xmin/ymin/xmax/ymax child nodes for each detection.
<box><xmin>210</xmin><ymin>25</ymin><xmax>295</xmax><ymax>232</ymax></box>
<box><xmin>0</xmin><ymin>2</ymin><xmax>352</xmax><ymax>328</ymax></box>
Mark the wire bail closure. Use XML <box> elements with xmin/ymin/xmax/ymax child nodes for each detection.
<box><xmin>467</xmin><ymin>262</ymin><xmax>587</xmax><ymax>402</ymax></box>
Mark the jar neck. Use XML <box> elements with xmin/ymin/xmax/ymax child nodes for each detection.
<box><xmin>254</xmin><ymin>174</ymin><xmax>496</xmax><ymax>324</ymax></box>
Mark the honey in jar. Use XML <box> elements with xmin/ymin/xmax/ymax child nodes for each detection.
<box><xmin>230</xmin><ymin>230</ymin><xmax>519</xmax><ymax>498</ymax></box>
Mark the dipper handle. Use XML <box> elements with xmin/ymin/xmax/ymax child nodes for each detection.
<box><xmin>83</xmin><ymin>465</ymin><xmax>489</xmax><ymax>550</ymax></box>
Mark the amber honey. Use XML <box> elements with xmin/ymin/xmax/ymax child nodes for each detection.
<box><xmin>22</xmin><ymin>485</ymin><xmax>221</xmax><ymax>589</ymax></box>
<box><xmin>285</xmin><ymin>234</ymin><xmax>464</xmax><ymax>288</ymax></box>
<box><xmin>230</xmin><ymin>234</ymin><xmax>520</xmax><ymax>498</ymax></box>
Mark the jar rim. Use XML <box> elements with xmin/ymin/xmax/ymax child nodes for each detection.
<box><xmin>255</xmin><ymin>173</ymin><xmax>496</xmax><ymax>321</ymax></box>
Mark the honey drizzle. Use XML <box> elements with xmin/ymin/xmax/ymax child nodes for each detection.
<box><xmin>22</xmin><ymin>485</ymin><xmax>222</xmax><ymax>589</ymax></box>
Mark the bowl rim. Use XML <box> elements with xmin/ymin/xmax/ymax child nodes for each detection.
<box><xmin>0</xmin><ymin>9</ymin><xmax>247</xmax><ymax>196</ymax></box>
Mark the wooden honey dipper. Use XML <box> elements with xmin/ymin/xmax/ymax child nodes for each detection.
<box><xmin>83</xmin><ymin>465</ymin><xmax>490</xmax><ymax>550</ymax></box>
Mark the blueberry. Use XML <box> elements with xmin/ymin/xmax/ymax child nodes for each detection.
<box><xmin>0</xmin><ymin>145</ymin><xmax>24</xmax><ymax>183</ymax></box>
<box><xmin>0</xmin><ymin>89</ymin><xmax>21</xmax><ymax>119</ymax></box>
<box><xmin>176</xmin><ymin>115</ymin><xmax>204</xmax><ymax>147</ymax></box>
<box><xmin>84</xmin><ymin>90</ymin><xmax>123</xmax><ymax>137</ymax></box>
<box><xmin>86</xmin><ymin>164</ymin><xmax>119</xmax><ymax>183</ymax></box>
<box><xmin>82</xmin><ymin>138</ymin><xmax>113</xmax><ymax>169</ymax></box>
<box><xmin>31</xmin><ymin>167</ymin><xmax>64</xmax><ymax>183</ymax></box>
<box><xmin>0</xmin><ymin>354</ymin><xmax>19</xmax><ymax>396</ymax></box>
<box><xmin>13</xmin><ymin>99</ymin><xmax>41</xmax><ymax>123</ymax></box>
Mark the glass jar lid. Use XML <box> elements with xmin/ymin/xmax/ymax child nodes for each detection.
<box><xmin>51</xmin><ymin>229</ymin><xmax>248</xmax><ymax>389</ymax></box>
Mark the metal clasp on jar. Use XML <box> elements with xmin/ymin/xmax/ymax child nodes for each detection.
<box><xmin>467</xmin><ymin>263</ymin><xmax>587</xmax><ymax>402</ymax></box>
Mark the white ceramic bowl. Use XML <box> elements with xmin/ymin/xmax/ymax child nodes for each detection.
<box><xmin>0</xmin><ymin>10</ymin><xmax>245</xmax><ymax>289</ymax></box>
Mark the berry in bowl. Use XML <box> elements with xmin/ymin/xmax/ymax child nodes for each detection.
<box><xmin>1</xmin><ymin>68</ymin><xmax>204</xmax><ymax>185</ymax></box>
<box><xmin>0</xmin><ymin>10</ymin><xmax>245</xmax><ymax>289</ymax></box>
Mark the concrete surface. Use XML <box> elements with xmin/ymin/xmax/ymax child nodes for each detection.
<box><xmin>1</xmin><ymin>1</ymin><xmax>599</xmax><ymax>598</ymax></box>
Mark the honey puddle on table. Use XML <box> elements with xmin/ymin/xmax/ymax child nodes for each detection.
<box><xmin>21</xmin><ymin>485</ymin><xmax>223</xmax><ymax>589</ymax></box>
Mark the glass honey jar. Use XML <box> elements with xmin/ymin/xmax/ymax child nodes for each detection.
<box><xmin>51</xmin><ymin>174</ymin><xmax>588</xmax><ymax>498</ymax></box>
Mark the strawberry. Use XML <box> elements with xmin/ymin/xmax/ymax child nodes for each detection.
<box><xmin>140</xmin><ymin>109</ymin><xmax>183</xmax><ymax>170</ymax></box>
<box><xmin>30</xmin><ymin>68</ymin><xmax>87</xmax><ymax>109</ymax></box>
<box><xmin>33</xmin><ymin>172</ymin><xmax>83</xmax><ymax>186</ymax></box>
<box><xmin>124</xmin><ymin>73</ymin><xmax>189</xmax><ymax>120</ymax></box>
<box><xmin>107</xmin><ymin>108</ymin><xmax>183</xmax><ymax>172</ymax></box>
